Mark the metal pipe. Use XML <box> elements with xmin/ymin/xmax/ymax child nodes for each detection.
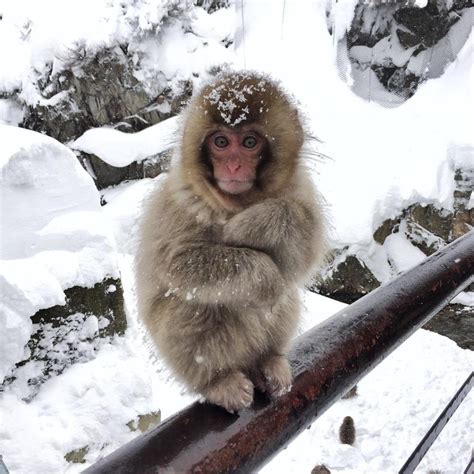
<box><xmin>85</xmin><ymin>230</ymin><xmax>474</xmax><ymax>474</ymax></box>
<box><xmin>463</xmin><ymin>454</ymin><xmax>474</xmax><ymax>474</ymax></box>
<box><xmin>400</xmin><ymin>371</ymin><xmax>474</xmax><ymax>474</ymax></box>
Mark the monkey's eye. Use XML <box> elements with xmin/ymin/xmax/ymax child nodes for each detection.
<box><xmin>243</xmin><ymin>135</ymin><xmax>257</xmax><ymax>149</ymax></box>
<box><xmin>214</xmin><ymin>135</ymin><xmax>229</xmax><ymax>148</ymax></box>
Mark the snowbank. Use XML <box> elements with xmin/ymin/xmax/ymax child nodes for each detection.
<box><xmin>71</xmin><ymin>116</ymin><xmax>179</xmax><ymax>167</ymax></box>
<box><xmin>0</xmin><ymin>125</ymin><xmax>118</xmax><ymax>383</ymax></box>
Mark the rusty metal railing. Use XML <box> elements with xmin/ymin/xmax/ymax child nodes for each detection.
<box><xmin>85</xmin><ymin>230</ymin><xmax>474</xmax><ymax>474</ymax></box>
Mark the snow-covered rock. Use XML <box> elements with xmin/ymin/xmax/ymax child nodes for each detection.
<box><xmin>340</xmin><ymin>0</ymin><xmax>473</xmax><ymax>105</ymax></box>
<box><xmin>0</xmin><ymin>125</ymin><xmax>125</xmax><ymax>388</ymax></box>
<box><xmin>70</xmin><ymin>116</ymin><xmax>177</xmax><ymax>189</ymax></box>
<box><xmin>72</xmin><ymin>116</ymin><xmax>178</xmax><ymax>168</ymax></box>
<box><xmin>0</xmin><ymin>1</ymin><xmax>234</xmax><ymax>143</ymax></box>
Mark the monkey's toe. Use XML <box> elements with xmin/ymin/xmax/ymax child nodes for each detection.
<box><xmin>261</xmin><ymin>355</ymin><xmax>292</xmax><ymax>397</ymax></box>
<box><xmin>204</xmin><ymin>371</ymin><xmax>254</xmax><ymax>413</ymax></box>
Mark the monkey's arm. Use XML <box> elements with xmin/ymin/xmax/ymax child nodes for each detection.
<box><xmin>223</xmin><ymin>198</ymin><xmax>324</xmax><ymax>283</ymax></box>
<box><xmin>164</xmin><ymin>242</ymin><xmax>284</xmax><ymax>305</ymax></box>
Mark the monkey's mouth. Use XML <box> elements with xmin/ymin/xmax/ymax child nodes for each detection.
<box><xmin>217</xmin><ymin>179</ymin><xmax>253</xmax><ymax>195</ymax></box>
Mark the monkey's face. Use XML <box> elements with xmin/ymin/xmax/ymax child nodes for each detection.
<box><xmin>205</xmin><ymin>127</ymin><xmax>265</xmax><ymax>195</ymax></box>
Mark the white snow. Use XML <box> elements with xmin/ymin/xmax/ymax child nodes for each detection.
<box><xmin>238</xmin><ymin>0</ymin><xmax>473</xmax><ymax>248</ymax></box>
<box><xmin>0</xmin><ymin>1</ymin><xmax>473</xmax><ymax>473</ymax></box>
<box><xmin>100</xmin><ymin>178</ymin><xmax>159</xmax><ymax>254</ymax></box>
<box><xmin>0</xmin><ymin>98</ymin><xmax>24</xmax><ymax>126</ymax></box>
<box><xmin>452</xmin><ymin>291</ymin><xmax>474</xmax><ymax>306</ymax></box>
<box><xmin>264</xmin><ymin>306</ymin><xmax>474</xmax><ymax>474</ymax></box>
<box><xmin>384</xmin><ymin>232</ymin><xmax>427</xmax><ymax>274</ymax></box>
<box><xmin>0</xmin><ymin>125</ymin><xmax>118</xmax><ymax>383</ymax></box>
<box><xmin>71</xmin><ymin>116</ymin><xmax>178</xmax><ymax>167</ymax></box>
<box><xmin>0</xmin><ymin>0</ymin><xmax>234</xmax><ymax>102</ymax></box>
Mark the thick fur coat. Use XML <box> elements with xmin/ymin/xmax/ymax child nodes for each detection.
<box><xmin>135</xmin><ymin>72</ymin><xmax>326</xmax><ymax>411</ymax></box>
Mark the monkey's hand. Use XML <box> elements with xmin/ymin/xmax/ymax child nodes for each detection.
<box><xmin>166</xmin><ymin>242</ymin><xmax>285</xmax><ymax>306</ymax></box>
<box><xmin>223</xmin><ymin>198</ymin><xmax>322</xmax><ymax>283</ymax></box>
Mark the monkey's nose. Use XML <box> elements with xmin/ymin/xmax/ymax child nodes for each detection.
<box><xmin>226</xmin><ymin>161</ymin><xmax>242</xmax><ymax>173</ymax></box>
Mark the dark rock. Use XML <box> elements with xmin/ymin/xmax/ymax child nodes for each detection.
<box><xmin>371</xmin><ymin>62</ymin><xmax>420</xmax><ymax>99</ymax></box>
<box><xmin>396</xmin><ymin>28</ymin><xmax>421</xmax><ymax>49</ymax></box>
<box><xmin>78</xmin><ymin>150</ymin><xmax>171</xmax><ymax>190</ymax></box>
<box><xmin>407</xmin><ymin>204</ymin><xmax>452</xmax><ymax>242</ymax></box>
<box><xmin>374</xmin><ymin>214</ymin><xmax>446</xmax><ymax>256</ymax></box>
<box><xmin>405</xmin><ymin>220</ymin><xmax>445</xmax><ymax>255</ymax></box>
<box><xmin>342</xmin><ymin>385</ymin><xmax>358</xmax><ymax>399</ymax></box>
<box><xmin>22</xmin><ymin>48</ymin><xmax>146</xmax><ymax>142</ymax></box>
<box><xmin>451</xmin><ymin>155</ymin><xmax>473</xmax><ymax>239</ymax></box>
<box><xmin>195</xmin><ymin>0</ymin><xmax>230</xmax><ymax>14</ymax></box>
<box><xmin>423</xmin><ymin>303</ymin><xmax>474</xmax><ymax>350</ymax></box>
<box><xmin>393</xmin><ymin>1</ymin><xmax>457</xmax><ymax>48</ymax></box>
<box><xmin>31</xmin><ymin>277</ymin><xmax>126</xmax><ymax>336</ymax></box>
<box><xmin>21</xmin><ymin>47</ymin><xmax>193</xmax><ymax>143</ymax></box>
<box><xmin>386</xmin><ymin>68</ymin><xmax>420</xmax><ymax>98</ymax></box>
<box><xmin>65</xmin><ymin>446</ymin><xmax>89</xmax><ymax>464</ymax></box>
<box><xmin>348</xmin><ymin>3</ymin><xmax>393</xmax><ymax>48</ymax></box>
<box><xmin>452</xmin><ymin>0</ymin><xmax>471</xmax><ymax>8</ymax></box>
<box><xmin>373</xmin><ymin>217</ymin><xmax>401</xmax><ymax>245</ymax></box>
<box><xmin>314</xmin><ymin>252</ymin><xmax>380</xmax><ymax>304</ymax></box>
<box><xmin>127</xmin><ymin>411</ymin><xmax>162</xmax><ymax>433</ymax></box>
<box><xmin>452</xmin><ymin>209</ymin><xmax>473</xmax><ymax>241</ymax></box>
<box><xmin>344</xmin><ymin>0</ymin><xmax>471</xmax><ymax>102</ymax></box>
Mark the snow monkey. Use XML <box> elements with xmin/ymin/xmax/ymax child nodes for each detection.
<box><xmin>136</xmin><ymin>72</ymin><xmax>326</xmax><ymax>412</ymax></box>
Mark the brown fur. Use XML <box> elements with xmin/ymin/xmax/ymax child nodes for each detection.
<box><xmin>135</xmin><ymin>72</ymin><xmax>326</xmax><ymax>412</ymax></box>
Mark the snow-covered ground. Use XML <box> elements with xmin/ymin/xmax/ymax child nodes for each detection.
<box><xmin>0</xmin><ymin>126</ymin><xmax>119</xmax><ymax>387</ymax></box>
<box><xmin>2</xmin><ymin>171</ymin><xmax>473</xmax><ymax>473</ymax></box>
<box><xmin>0</xmin><ymin>1</ymin><xmax>473</xmax><ymax>473</ymax></box>
<box><xmin>2</xmin><ymin>176</ymin><xmax>472</xmax><ymax>473</ymax></box>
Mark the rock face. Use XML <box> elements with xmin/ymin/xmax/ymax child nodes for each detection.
<box><xmin>341</xmin><ymin>0</ymin><xmax>473</xmax><ymax>104</ymax></box>
<box><xmin>374</xmin><ymin>203</ymin><xmax>452</xmax><ymax>254</ymax></box>
<box><xmin>21</xmin><ymin>48</ymin><xmax>192</xmax><ymax>144</ymax></box>
<box><xmin>18</xmin><ymin>45</ymin><xmax>191</xmax><ymax>190</ymax></box>
<box><xmin>316</xmin><ymin>252</ymin><xmax>380</xmax><ymax>304</ymax></box>
<box><xmin>0</xmin><ymin>126</ymin><xmax>126</xmax><ymax>398</ymax></box>
<box><xmin>315</xmin><ymin>163</ymin><xmax>472</xmax><ymax>301</ymax></box>
<box><xmin>312</xmin><ymin>149</ymin><xmax>473</xmax><ymax>348</ymax></box>
<box><xmin>4</xmin><ymin>278</ymin><xmax>127</xmax><ymax>400</ymax></box>
<box><xmin>424</xmin><ymin>304</ymin><xmax>474</xmax><ymax>350</ymax></box>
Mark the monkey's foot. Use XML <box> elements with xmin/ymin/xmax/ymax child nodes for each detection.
<box><xmin>203</xmin><ymin>371</ymin><xmax>254</xmax><ymax>413</ymax></box>
<box><xmin>260</xmin><ymin>355</ymin><xmax>292</xmax><ymax>397</ymax></box>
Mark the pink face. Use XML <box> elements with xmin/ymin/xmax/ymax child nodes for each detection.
<box><xmin>206</xmin><ymin>128</ymin><xmax>265</xmax><ymax>195</ymax></box>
